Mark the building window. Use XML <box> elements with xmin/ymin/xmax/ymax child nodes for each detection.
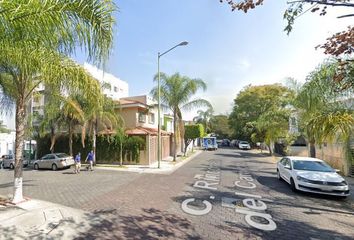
<box><xmin>149</xmin><ymin>113</ymin><xmax>155</xmax><ymax>124</ymax></box>
<box><xmin>114</xmin><ymin>86</ymin><xmax>118</xmax><ymax>92</ymax></box>
<box><xmin>138</xmin><ymin>112</ymin><xmax>146</xmax><ymax>123</ymax></box>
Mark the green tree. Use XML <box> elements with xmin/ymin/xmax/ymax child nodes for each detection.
<box><xmin>0</xmin><ymin>0</ymin><xmax>115</xmax><ymax>203</ymax></box>
<box><xmin>229</xmin><ymin>84</ymin><xmax>294</xmax><ymax>142</ymax></box>
<box><xmin>184</xmin><ymin>124</ymin><xmax>205</xmax><ymax>154</ymax></box>
<box><xmin>210</xmin><ymin>115</ymin><xmax>231</xmax><ymax>139</ymax></box>
<box><xmin>151</xmin><ymin>72</ymin><xmax>211</xmax><ymax>161</ymax></box>
<box><xmin>255</xmin><ymin>109</ymin><xmax>291</xmax><ymax>155</ymax></box>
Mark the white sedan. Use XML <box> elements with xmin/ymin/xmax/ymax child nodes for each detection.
<box><xmin>238</xmin><ymin>141</ymin><xmax>251</xmax><ymax>150</ymax></box>
<box><xmin>277</xmin><ymin>156</ymin><xmax>350</xmax><ymax>197</ymax></box>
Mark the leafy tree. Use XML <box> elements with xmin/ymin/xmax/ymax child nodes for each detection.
<box><xmin>184</xmin><ymin>124</ymin><xmax>205</xmax><ymax>154</ymax></box>
<box><xmin>210</xmin><ymin>115</ymin><xmax>231</xmax><ymax>139</ymax></box>
<box><xmin>255</xmin><ymin>109</ymin><xmax>291</xmax><ymax>155</ymax></box>
<box><xmin>0</xmin><ymin>0</ymin><xmax>115</xmax><ymax>203</ymax></box>
<box><xmin>151</xmin><ymin>72</ymin><xmax>212</xmax><ymax>161</ymax></box>
<box><xmin>229</xmin><ymin>84</ymin><xmax>294</xmax><ymax>142</ymax></box>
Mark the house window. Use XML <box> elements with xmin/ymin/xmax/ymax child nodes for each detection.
<box><xmin>114</xmin><ymin>86</ymin><xmax>118</xmax><ymax>92</ymax></box>
<box><xmin>149</xmin><ymin>113</ymin><xmax>155</xmax><ymax>124</ymax></box>
<box><xmin>138</xmin><ymin>112</ymin><xmax>146</xmax><ymax>123</ymax></box>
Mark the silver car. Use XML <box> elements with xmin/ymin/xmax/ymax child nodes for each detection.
<box><xmin>33</xmin><ymin>153</ymin><xmax>75</xmax><ymax>171</ymax></box>
<box><xmin>2</xmin><ymin>155</ymin><xmax>29</xmax><ymax>169</ymax></box>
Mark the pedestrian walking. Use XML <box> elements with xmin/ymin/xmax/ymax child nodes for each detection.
<box><xmin>85</xmin><ymin>150</ymin><xmax>94</xmax><ymax>171</ymax></box>
<box><xmin>74</xmin><ymin>152</ymin><xmax>81</xmax><ymax>174</ymax></box>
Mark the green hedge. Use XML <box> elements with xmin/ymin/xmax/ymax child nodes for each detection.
<box><xmin>36</xmin><ymin>134</ymin><xmax>145</xmax><ymax>164</ymax></box>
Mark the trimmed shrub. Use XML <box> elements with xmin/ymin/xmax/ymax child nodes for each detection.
<box><xmin>36</xmin><ymin>134</ymin><xmax>145</xmax><ymax>164</ymax></box>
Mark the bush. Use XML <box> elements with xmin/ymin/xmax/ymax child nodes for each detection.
<box><xmin>36</xmin><ymin>134</ymin><xmax>145</xmax><ymax>164</ymax></box>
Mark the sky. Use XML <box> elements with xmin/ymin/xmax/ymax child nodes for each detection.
<box><xmin>73</xmin><ymin>0</ymin><xmax>353</xmax><ymax>120</ymax></box>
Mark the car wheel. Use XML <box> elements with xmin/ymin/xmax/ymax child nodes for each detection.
<box><xmin>10</xmin><ymin>163</ymin><xmax>14</xmax><ymax>169</ymax></box>
<box><xmin>277</xmin><ymin>169</ymin><xmax>282</xmax><ymax>181</ymax></box>
<box><xmin>52</xmin><ymin>164</ymin><xmax>58</xmax><ymax>171</ymax></box>
<box><xmin>290</xmin><ymin>178</ymin><xmax>297</xmax><ymax>192</ymax></box>
<box><xmin>34</xmin><ymin>164</ymin><xmax>39</xmax><ymax>170</ymax></box>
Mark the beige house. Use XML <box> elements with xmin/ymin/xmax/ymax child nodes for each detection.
<box><xmin>116</xmin><ymin>95</ymin><xmax>173</xmax><ymax>165</ymax></box>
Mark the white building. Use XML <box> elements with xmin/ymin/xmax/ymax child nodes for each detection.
<box><xmin>0</xmin><ymin>132</ymin><xmax>15</xmax><ymax>156</ymax></box>
<box><xmin>84</xmin><ymin>63</ymin><xmax>129</xmax><ymax>100</ymax></box>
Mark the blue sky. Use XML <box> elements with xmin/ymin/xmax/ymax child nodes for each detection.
<box><xmin>75</xmin><ymin>0</ymin><xmax>352</xmax><ymax>120</ymax></box>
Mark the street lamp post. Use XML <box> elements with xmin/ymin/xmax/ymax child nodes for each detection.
<box><xmin>157</xmin><ymin>41</ymin><xmax>188</xmax><ymax>169</ymax></box>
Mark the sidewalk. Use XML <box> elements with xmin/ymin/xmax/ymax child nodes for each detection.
<box><xmin>94</xmin><ymin>150</ymin><xmax>202</xmax><ymax>175</ymax></box>
<box><xmin>0</xmin><ymin>198</ymin><xmax>93</xmax><ymax>239</ymax></box>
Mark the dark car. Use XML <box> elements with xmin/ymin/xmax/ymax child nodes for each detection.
<box><xmin>222</xmin><ymin>139</ymin><xmax>230</xmax><ymax>146</ymax></box>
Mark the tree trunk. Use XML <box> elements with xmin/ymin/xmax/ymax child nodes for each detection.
<box><xmin>69</xmin><ymin>120</ymin><xmax>73</xmax><ymax>156</ymax></box>
<box><xmin>173</xmin><ymin>111</ymin><xmax>177</xmax><ymax>161</ymax></box>
<box><xmin>309</xmin><ymin>140</ymin><xmax>316</xmax><ymax>158</ymax></box>
<box><xmin>268</xmin><ymin>141</ymin><xmax>274</xmax><ymax>156</ymax></box>
<box><xmin>93</xmin><ymin>120</ymin><xmax>97</xmax><ymax>165</ymax></box>
<box><xmin>13</xmin><ymin>98</ymin><xmax>26</xmax><ymax>203</ymax></box>
<box><xmin>179</xmin><ymin>119</ymin><xmax>185</xmax><ymax>154</ymax></box>
<box><xmin>50</xmin><ymin>125</ymin><xmax>55</xmax><ymax>153</ymax></box>
<box><xmin>119</xmin><ymin>139</ymin><xmax>123</xmax><ymax>166</ymax></box>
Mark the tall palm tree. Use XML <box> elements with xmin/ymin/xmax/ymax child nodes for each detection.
<box><xmin>0</xmin><ymin>0</ymin><xmax>115</xmax><ymax>203</ymax></box>
<box><xmin>0</xmin><ymin>46</ymin><xmax>103</xmax><ymax>203</ymax></box>
<box><xmin>84</xmin><ymin>95</ymin><xmax>123</xmax><ymax>163</ymax></box>
<box><xmin>151</xmin><ymin>72</ymin><xmax>212</xmax><ymax>161</ymax></box>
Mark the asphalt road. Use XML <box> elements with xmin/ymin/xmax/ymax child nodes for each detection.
<box><xmin>0</xmin><ymin>148</ymin><xmax>353</xmax><ymax>239</ymax></box>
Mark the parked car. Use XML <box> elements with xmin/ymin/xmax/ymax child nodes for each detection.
<box><xmin>33</xmin><ymin>153</ymin><xmax>75</xmax><ymax>171</ymax></box>
<box><xmin>1</xmin><ymin>154</ymin><xmax>28</xmax><ymax>169</ymax></box>
<box><xmin>238</xmin><ymin>141</ymin><xmax>251</xmax><ymax>150</ymax></box>
<box><xmin>277</xmin><ymin>156</ymin><xmax>350</xmax><ymax>197</ymax></box>
<box><xmin>230</xmin><ymin>139</ymin><xmax>238</xmax><ymax>147</ymax></box>
<box><xmin>222</xmin><ymin>139</ymin><xmax>230</xmax><ymax>147</ymax></box>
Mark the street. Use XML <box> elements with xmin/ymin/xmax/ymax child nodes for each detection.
<box><xmin>1</xmin><ymin>148</ymin><xmax>354</xmax><ymax>239</ymax></box>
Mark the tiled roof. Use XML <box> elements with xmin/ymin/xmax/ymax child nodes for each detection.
<box><xmin>125</xmin><ymin>126</ymin><xmax>172</xmax><ymax>136</ymax></box>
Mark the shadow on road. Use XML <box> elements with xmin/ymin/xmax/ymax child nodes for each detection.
<box><xmin>218</xmin><ymin>216</ymin><xmax>354</xmax><ymax>240</ymax></box>
<box><xmin>0</xmin><ymin>208</ymin><xmax>202</xmax><ymax>240</ymax></box>
<box><xmin>0</xmin><ymin>180</ymin><xmax>35</xmax><ymax>189</ymax></box>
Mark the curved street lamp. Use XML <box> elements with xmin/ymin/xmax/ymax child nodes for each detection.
<box><xmin>157</xmin><ymin>41</ymin><xmax>188</xmax><ymax>168</ymax></box>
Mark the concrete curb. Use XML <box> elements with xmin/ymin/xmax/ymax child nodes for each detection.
<box><xmin>94</xmin><ymin>150</ymin><xmax>203</xmax><ymax>175</ymax></box>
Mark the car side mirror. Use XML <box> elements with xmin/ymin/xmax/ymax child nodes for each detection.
<box><xmin>335</xmin><ymin>169</ymin><xmax>341</xmax><ymax>173</ymax></box>
<box><xmin>284</xmin><ymin>165</ymin><xmax>292</xmax><ymax>170</ymax></box>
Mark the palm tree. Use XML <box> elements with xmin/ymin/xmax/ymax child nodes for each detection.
<box><xmin>295</xmin><ymin>60</ymin><xmax>354</xmax><ymax>157</ymax></box>
<box><xmin>0</xmin><ymin>0</ymin><xmax>114</xmax><ymax>204</ymax></box>
<box><xmin>193</xmin><ymin>108</ymin><xmax>214</xmax><ymax>133</ymax></box>
<box><xmin>84</xmin><ymin>95</ymin><xmax>123</xmax><ymax>164</ymax></box>
<box><xmin>151</xmin><ymin>72</ymin><xmax>212</xmax><ymax>161</ymax></box>
<box><xmin>0</xmin><ymin>1</ymin><xmax>114</xmax><ymax>62</ymax></box>
<box><xmin>0</xmin><ymin>46</ymin><xmax>104</xmax><ymax>203</ymax></box>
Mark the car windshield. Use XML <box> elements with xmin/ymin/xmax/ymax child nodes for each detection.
<box><xmin>55</xmin><ymin>153</ymin><xmax>70</xmax><ymax>158</ymax></box>
<box><xmin>292</xmin><ymin>160</ymin><xmax>334</xmax><ymax>172</ymax></box>
<box><xmin>240</xmin><ymin>141</ymin><xmax>249</xmax><ymax>144</ymax></box>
